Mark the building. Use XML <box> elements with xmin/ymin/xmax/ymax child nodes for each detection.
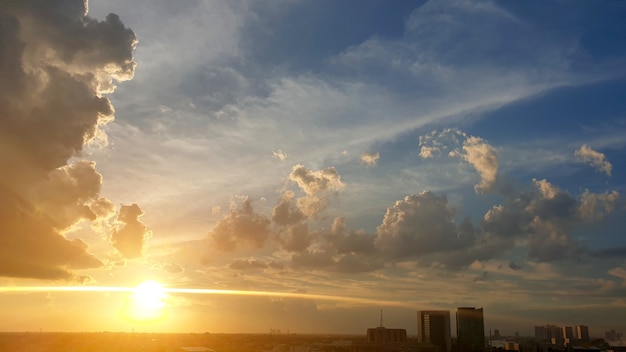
<box><xmin>352</xmin><ymin>327</ymin><xmax>409</xmax><ymax>352</ymax></box>
<box><xmin>534</xmin><ymin>325</ymin><xmax>564</xmax><ymax>344</ymax></box>
<box><xmin>562</xmin><ymin>326</ymin><xmax>574</xmax><ymax>345</ymax></box>
<box><xmin>504</xmin><ymin>342</ymin><xmax>519</xmax><ymax>351</ymax></box>
<box><xmin>456</xmin><ymin>307</ymin><xmax>485</xmax><ymax>352</ymax></box>
<box><xmin>365</xmin><ymin>327</ymin><xmax>407</xmax><ymax>344</ymax></box>
<box><xmin>536</xmin><ymin>326</ymin><xmax>546</xmax><ymax>340</ymax></box>
<box><xmin>546</xmin><ymin>325</ymin><xmax>564</xmax><ymax>345</ymax></box>
<box><xmin>418</xmin><ymin>310</ymin><xmax>452</xmax><ymax>352</ymax></box>
<box><xmin>605</xmin><ymin>329</ymin><xmax>623</xmax><ymax>342</ymax></box>
<box><xmin>575</xmin><ymin>325</ymin><xmax>589</xmax><ymax>342</ymax></box>
<box><xmin>493</xmin><ymin>329</ymin><xmax>500</xmax><ymax>339</ymax></box>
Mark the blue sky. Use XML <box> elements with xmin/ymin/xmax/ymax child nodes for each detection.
<box><xmin>1</xmin><ymin>0</ymin><xmax>626</xmax><ymax>338</ymax></box>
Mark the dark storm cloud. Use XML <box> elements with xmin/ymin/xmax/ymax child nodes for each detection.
<box><xmin>0</xmin><ymin>0</ymin><xmax>137</xmax><ymax>279</ymax></box>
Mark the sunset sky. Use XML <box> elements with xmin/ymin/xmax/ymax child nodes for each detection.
<box><xmin>1</xmin><ymin>0</ymin><xmax>626</xmax><ymax>337</ymax></box>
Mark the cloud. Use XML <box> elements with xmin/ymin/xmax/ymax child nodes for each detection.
<box><xmin>611</xmin><ymin>299</ymin><xmax>626</xmax><ymax>307</ymax></box>
<box><xmin>279</xmin><ymin>223</ymin><xmax>312</xmax><ymax>252</ymax></box>
<box><xmin>419</xmin><ymin>146</ymin><xmax>438</xmax><ymax>159</ymax></box>
<box><xmin>0</xmin><ymin>196</ymin><xmax>104</xmax><ymax>280</ymax></box>
<box><xmin>32</xmin><ymin>160</ymin><xmax>115</xmax><ymax>230</ymax></box>
<box><xmin>210</xmin><ymin>197</ymin><xmax>271</xmax><ymax>251</ymax></box>
<box><xmin>258</xmin><ymin>152</ymin><xmax>620</xmax><ymax>272</ymax></box>
<box><xmin>273</xmin><ymin>149</ymin><xmax>287</xmax><ymax>161</ymax></box>
<box><xmin>420</xmin><ymin>129</ymin><xmax>499</xmax><ymax>193</ymax></box>
<box><xmin>459</xmin><ymin>136</ymin><xmax>499</xmax><ymax>193</ymax></box>
<box><xmin>360</xmin><ymin>152</ymin><xmax>380</xmax><ymax>166</ymax></box>
<box><xmin>291</xmin><ymin>250</ymin><xmax>335</xmax><ymax>270</ymax></box>
<box><xmin>375</xmin><ymin>191</ymin><xmax>474</xmax><ymax>260</ymax></box>
<box><xmin>0</xmin><ymin>0</ymin><xmax>136</xmax><ymax>279</ymax></box>
<box><xmin>163</xmin><ymin>262</ymin><xmax>184</xmax><ymax>274</ymax></box>
<box><xmin>289</xmin><ymin>164</ymin><xmax>344</xmax><ymax>218</ymax></box>
<box><xmin>608</xmin><ymin>267</ymin><xmax>626</xmax><ymax>281</ymax></box>
<box><xmin>575</xmin><ymin>144</ymin><xmax>612</xmax><ymax>175</ymax></box>
<box><xmin>482</xmin><ymin>178</ymin><xmax>620</xmax><ymax>263</ymax></box>
<box><xmin>484</xmin><ymin>179</ymin><xmax>581</xmax><ymax>262</ymax></box>
<box><xmin>330</xmin><ymin>230</ymin><xmax>377</xmax><ymax>256</ymax></box>
<box><xmin>273</xmin><ymin>214</ymin><xmax>380</xmax><ymax>273</ymax></box>
<box><xmin>578</xmin><ymin>189</ymin><xmax>620</xmax><ymax>221</ymax></box>
<box><xmin>473</xmin><ymin>271</ymin><xmax>489</xmax><ymax>282</ymax></box>
<box><xmin>527</xmin><ymin>216</ymin><xmax>580</xmax><ymax>262</ymax></box>
<box><xmin>331</xmin><ymin>217</ymin><xmax>346</xmax><ymax>235</ymax></box>
<box><xmin>591</xmin><ymin>246</ymin><xmax>626</xmax><ymax>258</ymax></box>
<box><xmin>229</xmin><ymin>258</ymin><xmax>283</xmax><ymax>271</ymax></box>
<box><xmin>272</xmin><ymin>191</ymin><xmax>305</xmax><ymax>226</ymax></box>
<box><xmin>111</xmin><ymin>204</ymin><xmax>150</xmax><ymax>259</ymax></box>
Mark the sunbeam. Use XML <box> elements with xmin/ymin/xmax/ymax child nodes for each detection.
<box><xmin>0</xmin><ymin>285</ymin><xmax>409</xmax><ymax>307</ymax></box>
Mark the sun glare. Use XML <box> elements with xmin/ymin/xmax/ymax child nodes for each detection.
<box><xmin>122</xmin><ymin>280</ymin><xmax>168</xmax><ymax>323</ymax></box>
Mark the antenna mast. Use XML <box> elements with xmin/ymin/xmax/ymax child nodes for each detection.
<box><xmin>380</xmin><ymin>309</ymin><xmax>384</xmax><ymax>327</ymax></box>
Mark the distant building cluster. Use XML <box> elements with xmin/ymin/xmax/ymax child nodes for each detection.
<box><xmin>533</xmin><ymin>324</ymin><xmax>589</xmax><ymax>345</ymax></box>
<box><xmin>353</xmin><ymin>308</ymin><xmax>624</xmax><ymax>352</ymax></box>
<box><xmin>605</xmin><ymin>330</ymin><xmax>623</xmax><ymax>343</ymax></box>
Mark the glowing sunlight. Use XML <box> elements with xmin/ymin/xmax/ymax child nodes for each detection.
<box><xmin>122</xmin><ymin>280</ymin><xmax>168</xmax><ymax>323</ymax></box>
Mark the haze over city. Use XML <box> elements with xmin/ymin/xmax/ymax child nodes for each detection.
<box><xmin>0</xmin><ymin>0</ymin><xmax>625</xmax><ymax>337</ymax></box>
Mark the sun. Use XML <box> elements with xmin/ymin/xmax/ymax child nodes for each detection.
<box><xmin>121</xmin><ymin>280</ymin><xmax>168</xmax><ymax>323</ymax></box>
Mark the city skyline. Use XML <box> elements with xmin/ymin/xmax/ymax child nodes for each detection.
<box><xmin>1</xmin><ymin>0</ymin><xmax>626</xmax><ymax>335</ymax></box>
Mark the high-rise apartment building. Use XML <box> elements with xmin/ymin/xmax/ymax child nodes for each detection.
<box><xmin>546</xmin><ymin>325</ymin><xmax>564</xmax><ymax>345</ymax></box>
<box><xmin>576</xmin><ymin>325</ymin><xmax>589</xmax><ymax>342</ymax></box>
<box><xmin>418</xmin><ymin>310</ymin><xmax>451</xmax><ymax>352</ymax></box>
<box><xmin>456</xmin><ymin>307</ymin><xmax>485</xmax><ymax>352</ymax></box>
<box><xmin>534</xmin><ymin>325</ymin><xmax>564</xmax><ymax>344</ymax></box>
<box><xmin>562</xmin><ymin>326</ymin><xmax>574</xmax><ymax>344</ymax></box>
<box><xmin>535</xmin><ymin>326</ymin><xmax>546</xmax><ymax>340</ymax></box>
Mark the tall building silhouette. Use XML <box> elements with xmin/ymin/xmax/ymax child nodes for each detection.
<box><xmin>418</xmin><ymin>310</ymin><xmax>452</xmax><ymax>352</ymax></box>
<box><xmin>576</xmin><ymin>325</ymin><xmax>589</xmax><ymax>342</ymax></box>
<box><xmin>456</xmin><ymin>307</ymin><xmax>485</xmax><ymax>352</ymax></box>
<box><xmin>545</xmin><ymin>325</ymin><xmax>564</xmax><ymax>344</ymax></box>
<box><xmin>563</xmin><ymin>326</ymin><xmax>574</xmax><ymax>344</ymax></box>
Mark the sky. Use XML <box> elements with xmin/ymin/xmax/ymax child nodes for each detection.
<box><xmin>1</xmin><ymin>0</ymin><xmax>626</xmax><ymax>339</ymax></box>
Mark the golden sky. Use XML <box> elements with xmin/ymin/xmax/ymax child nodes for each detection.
<box><xmin>1</xmin><ymin>0</ymin><xmax>626</xmax><ymax>338</ymax></box>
